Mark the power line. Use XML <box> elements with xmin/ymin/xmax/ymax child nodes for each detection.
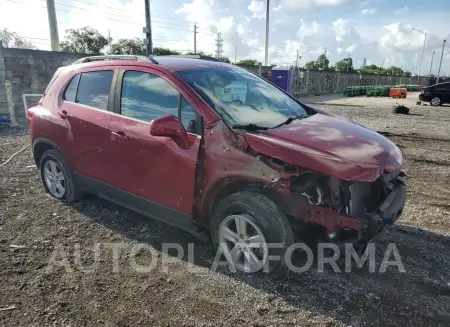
<box><xmin>58</xmin><ymin>0</ymin><xmax>195</xmax><ymax>23</ymax></box>
<box><xmin>6</xmin><ymin>0</ymin><xmax>195</xmax><ymax>34</ymax></box>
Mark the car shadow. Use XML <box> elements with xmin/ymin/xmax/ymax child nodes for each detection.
<box><xmin>70</xmin><ymin>196</ymin><xmax>450</xmax><ymax>327</ymax></box>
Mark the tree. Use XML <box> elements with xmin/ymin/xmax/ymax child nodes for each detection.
<box><xmin>305</xmin><ymin>61</ymin><xmax>316</xmax><ymax>69</ymax></box>
<box><xmin>237</xmin><ymin>59</ymin><xmax>258</xmax><ymax>66</ymax></box>
<box><xmin>0</xmin><ymin>28</ymin><xmax>36</xmax><ymax>49</ymax></box>
<box><xmin>315</xmin><ymin>54</ymin><xmax>330</xmax><ymax>70</ymax></box>
<box><xmin>386</xmin><ymin>65</ymin><xmax>403</xmax><ymax>76</ymax></box>
<box><xmin>152</xmin><ymin>47</ymin><xmax>181</xmax><ymax>56</ymax></box>
<box><xmin>304</xmin><ymin>54</ymin><xmax>330</xmax><ymax>70</ymax></box>
<box><xmin>335</xmin><ymin>57</ymin><xmax>354</xmax><ymax>72</ymax></box>
<box><xmin>111</xmin><ymin>38</ymin><xmax>145</xmax><ymax>55</ymax></box>
<box><xmin>60</xmin><ymin>27</ymin><xmax>109</xmax><ymax>54</ymax></box>
<box><xmin>218</xmin><ymin>56</ymin><xmax>230</xmax><ymax>63</ymax></box>
<box><xmin>361</xmin><ymin>64</ymin><xmax>386</xmax><ymax>75</ymax></box>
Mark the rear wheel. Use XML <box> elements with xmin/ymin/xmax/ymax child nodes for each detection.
<box><xmin>211</xmin><ymin>191</ymin><xmax>294</xmax><ymax>275</ymax></box>
<box><xmin>39</xmin><ymin>149</ymin><xmax>81</xmax><ymax>202</ymax></box>
<box><xmin>430</xmin><ymin>96</ymin><xmax>442</xmax><ymax>106</ymax></box>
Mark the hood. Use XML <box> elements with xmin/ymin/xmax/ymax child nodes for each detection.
<box><xmin>244</xmin><ymin>113</ymin><xmax>403</xmax><ymax>182</ymax></box>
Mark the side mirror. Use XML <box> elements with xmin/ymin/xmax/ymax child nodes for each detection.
<box><xmin>150</xmin><ymin>115</ymin><xmax>188</xmax><ymax>139</ymax></box>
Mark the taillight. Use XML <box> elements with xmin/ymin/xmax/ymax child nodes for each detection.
<box><xmin>27</xmin><ymin>108</ymin><xmax>35</xmax><ymax>120</ymax></box>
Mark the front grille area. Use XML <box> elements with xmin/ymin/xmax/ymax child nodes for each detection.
<box><xmin>349</xmin><ymin>175</ymin><xmax>390</xmax><ymax>216</ymax></box>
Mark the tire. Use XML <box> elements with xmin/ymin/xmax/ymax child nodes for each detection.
<box><xmin>430</xmin><ymin>96</ymin><xmax>442</xmax><ymax>106</ymax></box>
<box><xmin>211</xmin><ymin>191</ymin><xmax>294</xmax><ymax>275</ymax></box>
<box><xmin>39</xmin><ymin>149</ymin><xmax>81</xmax><ymax>202</ymax></box>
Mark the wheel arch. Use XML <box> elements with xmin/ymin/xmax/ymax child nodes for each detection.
<box><xmin>32</xmin><ymin>138</ymin><xmax>66</xmax><ymax>168</ymax></box>
<box><xmin>198</xmin><ymin>178</ymin><xmax>289</xmax><ymax>228</ymax></box>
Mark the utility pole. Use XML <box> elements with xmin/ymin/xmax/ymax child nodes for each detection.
<box><xmin>429</xmin><ymin>51</ymin><xmax>435</xmax><ymax>76</ymax></box>
<box><xmin>235</xmin><ymin>45</ymin><xmax>237</xmax><ymax>64</ymax></box>
<box><xmin>264</xmin><ymin>0</ymin><xmax>270</xmax><ymax>66</ymax></box>
<box><xmin>194</xmin><ymin>23</ymin><xmax>197</xmax><ymax>54</ymax></box>
<box><xmin>296</xmin><ymin>49</ymin><xmax>299</xmax><ymax>68</ymax></box>
<box><xmin>215</xmin><ymin>32</ymin><xmax>223</xmax><ymax>59</ymax></box>
<box><xmin>413</xmin><ymin>28</ymin><xmax>427</xmax><ymax>85</ymax></box>
<box><xmin>436</xmin><ymin>39</ymin><xmax>446</xmax><ymax>84</ymax></box>
<box><xmin>144</xmin><ymin>0</ymin><xmax>153</xmax><ymax>55</ymax></box>
<box><xmin>108</xmin><ymin>29</ymin><xmax>112</xmax><ymax>54</ymax></box>
<box><xmin>46</xmin><ymin>0</ymin><xmax>60</xmax><ymax>51</ymax></box>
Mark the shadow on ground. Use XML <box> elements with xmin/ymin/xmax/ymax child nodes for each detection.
<box><xmin>70</xmin><ymin>196</ymin><xmax>450</xmax><ymax>327</ymax></box>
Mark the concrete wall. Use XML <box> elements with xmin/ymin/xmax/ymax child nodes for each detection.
<box><xmin>0</xmin><ymin>44</ymin><xmax>87</xmax><ymax>117</ymax></box>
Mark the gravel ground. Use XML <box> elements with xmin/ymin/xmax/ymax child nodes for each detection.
<box><xmin>1</xmin><ymin>101</ymin><xmax>449</xmax><ymax>327</ymax></box>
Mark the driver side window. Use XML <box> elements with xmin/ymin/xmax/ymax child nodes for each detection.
<box><xmin>120</xmin><ymin>71</ymin><xmax>179</xmax><ymax>122</ymax></box>
<box><xmin>180</xmin><ymin>96</ymin><xmax>198</xmax><ymax>134</ymax></box>
<box><xmin>120</xmin><ymin>70</ymin><xmax>201</xmax><ymax>135</ymax></box>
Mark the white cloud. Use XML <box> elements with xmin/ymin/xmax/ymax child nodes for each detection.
<box><xmin>237</xmin><ymin>24</ymin><xmax>245</xmax><ymax>36</ymax></box>
<box><xmin>281</xmin><ymin>0</ymin><xmax>351</xmax><ymax>12</ymax></box>
<box><xmin>297</xmin><ymin>19</ymin><xmax>322</xmax><ymax>39</ymax></box>
<box><xmin>217</xmin><ymin>16</ymin><xmax>235</xmax><ymax>33</ymax></box>
<box><xmin>379</xmin><ymin>23</ymin><xmax>441</xmax><ymax>53</ymax></box>
<box><xmin>248</xmin><ymin>1</ymin><xmax>266</xmax><ymax>19</ymax></box>
<box><xmin>332</xmin><ymin>18</ymin><xmax>360</xmax><ymax>42</ymax></box>
<box><xmin>361</xmin><ymin>8</ymin><xmax>376</xmax><ymax>15</ymax></box>
<box><xmin>346</xmin><ymin>44</ymin><xmax>357</xmax><ymax>53</ymax></box>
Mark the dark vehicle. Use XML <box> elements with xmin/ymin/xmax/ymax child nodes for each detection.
<box><xmin>419</xmin><ymin>82</ymin><xmax>450</xmax><ymax>106</ymax></box>
<box><xmin>28</xmin><ymin>55</ymin><xmax>407</xmax><ymax>274</ymax></box>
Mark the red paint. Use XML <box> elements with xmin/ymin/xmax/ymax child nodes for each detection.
<box><xmin>29</xmin><ymin>57</ymin><xmax>406</xmax><ymax>237</ymax></box>
<box><xmin>245</xmin><ymin>113</ymin><xmax>403</xmax><ymax>182</ymax></box>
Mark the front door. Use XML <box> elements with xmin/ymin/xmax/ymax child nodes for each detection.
<box><xmin>107</xmin><ymin>68</ymin><xmax>201</xmax><ymax>215</ymax></box>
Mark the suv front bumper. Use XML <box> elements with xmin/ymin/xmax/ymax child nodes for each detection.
<box><xmin>285</xmin><ymin>173</ymin><xmax>406</xmax><ymax>240</ymax></box>
<box><xmin>364</xmin><ymin>175</ymin><xmax>406</xmax><ymax>236</ymax></box>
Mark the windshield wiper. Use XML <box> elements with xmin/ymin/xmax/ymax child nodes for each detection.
<box><xmin>232</xmin><ymin>123</ymin><xmax>269</xmax><ymax>131</ymax></box>
<box><xmin>272</xmin><ymin>115</ymin><xmax>305</xmax><ymax>129</ymax></box>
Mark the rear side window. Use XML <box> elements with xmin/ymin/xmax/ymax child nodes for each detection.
<box><xmin>120</xmin><ymin>71</ymin><xmax>179</xmax><ymax>121</ymax></box>
<box><xmin>63</xmin><ymin>74</ymin><xmax>80</xmax><ymax>102</ymax></box>
<box><xmin>76</xmin><ymin>71</ymin><xmax>113</xmax><ymax>110</ymax></box>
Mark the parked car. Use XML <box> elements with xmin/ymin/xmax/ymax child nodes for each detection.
<box><xmin>28</xmin><ymin>55</ymin><xmax>407</xmax><ymax>274</ymax></box>
<box><xmin>419</xmin><ymin>82</ymin><xmax>450</xmax><ymax>106</ymax></box>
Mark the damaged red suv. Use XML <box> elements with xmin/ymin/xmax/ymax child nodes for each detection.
<box><xmin>28</xmin><ymin>55</ymin><xmax>406</xmax><ymax>273</ymax></box>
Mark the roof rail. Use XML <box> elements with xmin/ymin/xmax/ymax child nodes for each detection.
<box><xmin>73</xmin><ymin>55</ymin><xmax>156</xmax><ymax>64</ymax></box>
<box><xmin>157</xmin><ymin>54</ymin><xmax>220</xmax><ymax>62</ymax></box>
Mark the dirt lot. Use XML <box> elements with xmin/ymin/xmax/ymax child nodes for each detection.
<box><xmin>1</xmin><ymin>96</ymin><xmax>449</xmax><ymax>327</ymax></box>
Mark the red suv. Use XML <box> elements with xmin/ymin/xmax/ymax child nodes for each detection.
<box><xmin>28</xmin><ymin>55</ymin><xmax>406</xmax><ymax>273</ymax></box>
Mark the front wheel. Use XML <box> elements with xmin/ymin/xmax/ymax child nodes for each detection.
<box><xmin>430</xmin><ymin>96</ymin><xmax>442</xmax><ymax>106</ymax></box>
<box><xmin>211</xmin><ymin>191</ymin><xmax>294</xmax><ymax>275</ymax></box>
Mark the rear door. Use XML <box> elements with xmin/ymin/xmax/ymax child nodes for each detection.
<box><xmin>107</xmin><ymin>67</ymin><xmax>201</xmax><ymax>215</ymax></box>
<box><xmin>58</xmin><ymin>68</ymin><xmax>116</xmax><ymax>184</ymax></box>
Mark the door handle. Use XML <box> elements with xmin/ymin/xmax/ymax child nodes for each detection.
<box><xmin>111</xmin><ymin>131</ymin><xmax>128</xmax><ymax>141</ymax></box>
<box><xmin>58</xmin><ymin>110</ymin><xmax>68</xmax><ymax>119</ymax></box>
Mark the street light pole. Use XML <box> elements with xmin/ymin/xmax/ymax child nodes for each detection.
<box><xmin>429</xmin><ymin>51</ymin><xmax>435</xmax><ymax>76</ymax></box>
<box><xmin>436</xmin><ymin>39</ymin><xmax>446</xmax><ymax>84</ymax></box>
<box><xmin>413</xmin><ymin>28</ymin><xmax>427</xmax><ymax>85</ymax></box>
<box><xmin>264</xmin><ymin>0</ymin><xmax>270</xmax><ymax>66</ymax></box>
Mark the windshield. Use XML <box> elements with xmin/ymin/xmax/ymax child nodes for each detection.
<box><xmin>177</xmin><ymin>66</ymin><xmax>308</xmax><ymax>128</ymax></box>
